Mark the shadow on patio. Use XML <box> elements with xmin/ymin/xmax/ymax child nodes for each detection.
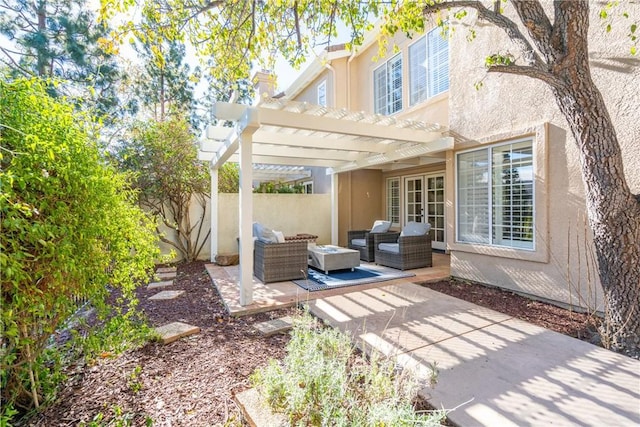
<box><xmin>204</xmin><ymin>252</ymin><xmax>450</xmax><ymax>316</ymax></box>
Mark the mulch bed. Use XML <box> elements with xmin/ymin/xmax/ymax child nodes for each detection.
<box><xmin>26</xmin><ymin>261</ymin><xmax>602</xmax><ymax>426</ymax></box>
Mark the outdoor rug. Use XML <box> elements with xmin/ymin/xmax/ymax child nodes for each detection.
<box><xmin>293</xmin><ymin>264</ymin><xmax>415</xmax><ymax>292</ymax></box>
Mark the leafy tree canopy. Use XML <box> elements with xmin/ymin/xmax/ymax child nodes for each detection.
<box><xmin>1</xmin><ymin>0</ymin><xmax>123</xmax><ymax>122</ymax></box>
<box><xmin>99</xmin><ymin>0</ymin><xmax>384</xmax><ymax>81</ymax></box>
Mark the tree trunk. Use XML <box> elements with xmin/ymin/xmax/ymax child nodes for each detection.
<box><xmin>552</xmin><ymin>83</ymin><xmax>640</xmax><ymax>355</ymax></box>
<box><xmin>543</xmin><ymin>2</ymin><xmax>640</xmax><ymax>355</ymax></box>
<box><xmin>421</xmin><ymin>0</ymin><xmax>640</xmax><ymax>355</ymax></box>
<box><xmin>36</xmin><ymin>1</ymin><xmax>47</xmax><ymax>77</ymax></box>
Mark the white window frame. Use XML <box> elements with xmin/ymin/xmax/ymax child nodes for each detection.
<box><xmin>317</xmin><ymin>80</ymin><xmax>327</xmax><ymax>106</ymax></box>
<box><xmin>302</xmin><ymin>180</ymin><xmax>313</xmax><ymax>194</ymax></box>
<box><xmin>386</xmin><ymin>177</ymin><xmax>401</xmax><ymax>227</ymax></box>
<box><xmin>455</xmin><ymin>138</ymin><xmax>535</xmax><ymax>250</ymax></box>
<box><xmin>373</xmin><ymin>53</ymin><xmax>403</xmax><ymax>115</ymax></box>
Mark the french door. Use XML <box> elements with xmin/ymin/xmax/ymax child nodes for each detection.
<box><xmin>404</xmin><ymin>173</ymin><xmax>445</xmax><ymax>250</ymax></box>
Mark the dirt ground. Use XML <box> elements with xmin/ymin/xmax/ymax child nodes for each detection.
<box><xmin>28</xmin><ymin>261</ymin><xmax>601</xmax><ymax>426</ymax></box>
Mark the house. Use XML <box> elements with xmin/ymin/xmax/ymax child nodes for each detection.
<box><xmin>200</xmin><ymin>5</ymin><xmax>639</xmax><ymax>307</ymax></box>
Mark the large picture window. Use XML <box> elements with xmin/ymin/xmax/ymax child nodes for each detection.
<box><xmin>374</xmin><ymin>54</ymin><xmax>403</xmax><ymax>115</ymax></box>
<box><xmin>457</xmin><ymin>140</ymin><xmax>534</xmax><ymax>249</ymax></box>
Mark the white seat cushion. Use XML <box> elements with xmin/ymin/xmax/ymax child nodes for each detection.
<box><xmin>370</xmin><ymin>220</ymin><xmax>392</xmax><ymax>233</ymax></box>
<box><xmin>351</xmin><ymin>238</ymin><xmax>366</xmax><ymax>247</ymax></box>
<box><xmin>378</xmin><ymin>243</ymin><xmax>399</xmax><ymax>254</ymax></box>
<box><xmin>400</xmin><ymin>221</ymin><xmax>431</xmax><ymax>237</ymax></box>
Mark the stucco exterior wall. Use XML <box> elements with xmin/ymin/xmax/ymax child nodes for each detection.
<box><xmin>156</xmin><ymin>195</ymin><xmax>212</xmax><ymax>261</ymax></box>
<box><xmin>349</xmin><ymin>26</ymin><xmax>449</xmax><ymax>126</ymax></box>
<box><xmin>293</xmin><ymin>69</ymin><xmax>334</xmax><ymax>106</ymax></box>
<box><xmin>336</xmin><ymin>169</ymin><xmax>383</xmax><ymax>246</ymax></box>
<box><xmin>214</xmin><ymin>193</ymin><xmax>332</xmax><ymax>254</ymax></box>
<box><xmin>446</xmin><ymin>5</ymin><xmax>640</xmax><ymax>309</ymax></box>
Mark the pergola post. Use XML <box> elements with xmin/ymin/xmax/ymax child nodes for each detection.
<box><xmin>238</xmin><ymin>132</ymin><xmax>254</xmax><ymax>306</ymax></box>
<box><xmin>210</xmin><ymin>167</ymin><xmax>219</xmax><ymax>262</ymax></box>
<box><xmin>331</xmin><ymin>172</ymin><xmax>339</xmax><ymax>245</ymax></box>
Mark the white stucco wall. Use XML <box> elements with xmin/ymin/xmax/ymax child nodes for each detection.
<box><xmin>214</xmin><ymin>193</ymin><xmax>332</xmax><ymax>254</ymax></box>
<box><xmin>156</xmin><ymin>195</ymin><xmax>212</xmax><ymax>261</ymax></box>
<box><xmin>446</xmin><ymin>4</ymin><xmax>640</xmax><ymax>310</ymax></box>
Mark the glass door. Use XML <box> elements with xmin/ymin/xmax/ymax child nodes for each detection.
<box><xmin>425</xmin><ymin>174</ymin><xmax>445</xmax><ymax>250</ymax></box>
<box><xmin>404</xmin><ymin>176</ymin><xmax>424</xmax><ymax>223</ymax></box>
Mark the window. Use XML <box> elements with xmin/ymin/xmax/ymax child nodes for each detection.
<box><xmin>317</xmin><ymin>81</ymin><xmax>326</xmax><ymax>106</ymax></box>
<box><xmin>302</xmin><ymin>180</ymin><xmax>313</xmax><ymax>194</ymax></box>
<box><xmin>408</xmin><ymin>28</ymin><xmax>449</xmax><ymax>106</ymax></box>
<box><xmin>387</xmin><ymin>178</ymin><xmax>400</xmax><ymax>226</ymax></box>
<box><xmin>409</xmin><ymin>37</ymin><xmax>427</xmax><ymax>105</ymax></box>
<box><xmin>374</xmin><ymin>54</ymin><xmax>402</xmax><ymax>115</ymax></box>
<box><xmin>427</xmin><ymin>28</ymin><xmax>449</xmax><ymax>97</ymax></box>
<box><xmin>457</xmin><ymin>139</ymin><xmax>534</xmax><ymax>249</ymax></box>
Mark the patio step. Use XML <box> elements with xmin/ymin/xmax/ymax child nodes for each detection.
<box><xmin>147</xmin><ymin>280</ymin><xmax>174</xmax><ymax>290</ymax></box>
<box><xmin>235</xmin><ymin>388</ymin><xmax>287</xmax><ymax>427</ymax></box>
<box><xmin>154</xmin><ymin>321</ymin><xmax>200</xmax><ymax>344</ymax></box>
<box><xmin>156</xmin><ymin>266</ymin><xmax>177</xmax><ymax>274</ymax></box>
<box><xmin>149</xmin><ymin>290</ymin><xmax>185</xmax><ymax>300</ymax></box>
<box><xmin>155</xmin><ymin>271</ymin><xmax>177</xmax><ymax>280</ymax></box>
<box><xmin>254</xmin><ymin>316</ymin><xmax>293</xmax><ymax>337</ymax></box>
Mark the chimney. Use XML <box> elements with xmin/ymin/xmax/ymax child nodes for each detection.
<box><xmin>252</xmin><ymin>70</ymin><xmax>277</xmax><ymax>104</ymax></box>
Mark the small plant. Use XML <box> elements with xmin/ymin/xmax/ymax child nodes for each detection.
<box><xmin>251</xmin><ymin>312</ymin><xmax>447</xmax><ymax>426</ymax></box>
<box><xmin>128</xmin><ymin>366</ymin><xmax>143</xmax><ymax>394</ymax></box>
<box><xmin>79</xmin><ymin>405</ymin><xmax>153</xmax><ymax>427</ymax></box>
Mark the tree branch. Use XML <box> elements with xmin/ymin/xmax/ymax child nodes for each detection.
<box><xmin>510</xmin><ymin>0</ymin><xmax>554</xmax><ymax>61</ymax></box>
<box><xmin>486</xmin><ymin>64</ymin><xmax>560</xmax><ymax>87</ymax></box>
<box><xmin>423</xmin><ymin>0</ymin><xmax>544</xmax><ymax>67</ymax></box>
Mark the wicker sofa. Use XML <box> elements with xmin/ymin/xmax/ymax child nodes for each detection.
<box><xmin>253</xmin><ymin>239</ymin><xmax>308</xmax><ymax>283</ymax></box>
<box><xmin>374</xmin><ymin>230</ymin><xmax>433</xmax><ymax>270</ymax></box>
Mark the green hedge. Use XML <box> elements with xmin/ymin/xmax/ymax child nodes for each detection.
<box><xmin>0</xmin><ymin>78</ymin><xmax>160</xmax><ymax>422</ymax></box>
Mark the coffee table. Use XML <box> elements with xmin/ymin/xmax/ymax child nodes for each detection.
<box><xmin>308</xmin><ymin>245</ymin><xmax>360</xmax><ymax>274</ymax></box>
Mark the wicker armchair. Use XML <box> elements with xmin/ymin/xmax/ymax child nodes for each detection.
<box><xmin>254</xmin><ymin>239</ymin><xmax>308</xmax><ymax>283</ymax></box>
<box><xmin>374</xmin><ymin>230</ymin><xmax>433</xmax><ymax>270</ymax></box>
<box><xmin>347</xmin><ymin>229</ymin><xmax>399</xmax><ymax>262</ymax></box>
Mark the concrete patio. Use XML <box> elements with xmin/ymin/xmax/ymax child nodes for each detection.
<box><xmin>307</xmin><ymin>283</ymin><xmax>640</xmax><ymax>426</ymax></box>
<box><xmin>205</xmin><ymin>253</ymin><xmax>639</xmax><ymax>426</ymax></box>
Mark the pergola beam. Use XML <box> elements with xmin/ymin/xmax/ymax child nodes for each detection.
<box><xmin>329</xmin><ymin>137</ymin><xmax>454</xmax><ymax>174</ymax></box>
<box><xmin>259</xmin><ymin>107</ymin><xmax>442</xmax><ymax>144</ymax></box>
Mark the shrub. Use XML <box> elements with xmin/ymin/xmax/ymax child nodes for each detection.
<box><xmin>116</xmin><ymin>117</ymin><xmax>210</xmax><ymax>261</ymax></box>
<box><xmin>0</xmin><ymin>78</ymin><xmax>160</xmax><ymax>421</ymax></box>
<box><xmin>251</xmin><ymin>313</ymin><xmax>446</xmax><ymax>426</ymax></box>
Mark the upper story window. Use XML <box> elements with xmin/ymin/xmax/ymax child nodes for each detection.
<box><xmin>409</xmin><ymin>28</ymin><xmax>449</xmax><ymax>106</ymax></box>
<box><xmin>374</xmin><ymin>53</ymin><xmax>402</xmax><ymax>115</ymax></box>
<box><xmin>317</xmin><ymin>80</ymin><xmax>327</xmax><ymax>106</ymax></box>
<box><xmin>456</xmin><ymin>139</ymin><xmax>534</xmax><ymax>250</ymax></box>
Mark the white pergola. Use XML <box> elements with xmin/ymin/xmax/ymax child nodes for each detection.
<box><xmin>199</xmin><ymin>98</ymin><xmax>453</xmax><ymax>306</ymax></box>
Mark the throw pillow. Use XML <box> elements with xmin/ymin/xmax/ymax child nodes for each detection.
<box><xmin>260</xmin><ymin>227</ymin><xmax>279</xmax><ymax>243</ymax></box>
<box><xmin>253</xmin><ymin>222</ymin><xmax>263</xmax><ymax>238</ymax></box>
<box><xmin>273</xmin><ymin>230</ymin><xmax>286</xmax><ymax>243</ymax></box>
<box><xmin>400</xmin><ymin>221</ymin><xmax>431</xmax><ymax>237</ymax></box>
<box><xmin>370</xmin><ymin>220</ymin><xmax>391</xmax><ymax>233</ymax></box>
